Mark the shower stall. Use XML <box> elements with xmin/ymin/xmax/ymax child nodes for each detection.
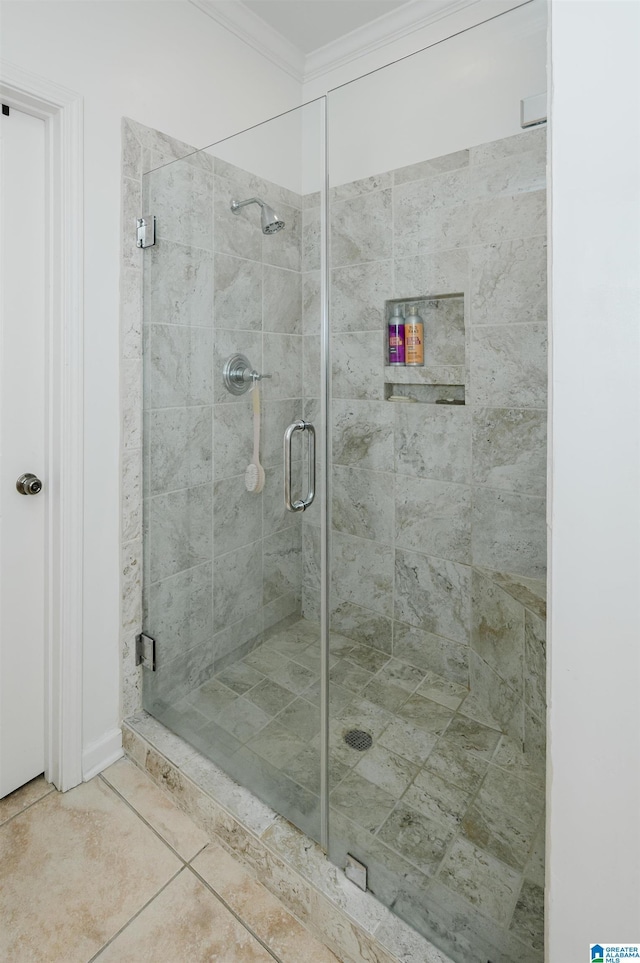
<box><xmin>136</xmin><ymin>7</ymin><xmax>547</xmax><ymax>962</ymax></box>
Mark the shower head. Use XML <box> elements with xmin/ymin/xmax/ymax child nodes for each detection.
<box><xmin>230</xmin><ymin>197</ymin><xmax>285</xmax><ymax>235</ymax></box>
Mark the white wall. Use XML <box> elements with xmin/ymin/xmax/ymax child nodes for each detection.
<box><xmin>304</xmin><ymin>0</ymin><xmax>546</xmax><ymax>188</ymax></box>
<box><xmin>548</xmin><ymin>0</ymin><xmax>640</xmax><ymax>957</ymax></box>
<box><xmin>0</xmin><ymin>1</ymin><xmax>302</xmax><ymax>771</ymax></box>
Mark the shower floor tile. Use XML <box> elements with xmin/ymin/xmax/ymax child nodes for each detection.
<box><xmin>161</xmin><ymin>616</ymin><xmax>545</xmax><ymax>963</ymax></box>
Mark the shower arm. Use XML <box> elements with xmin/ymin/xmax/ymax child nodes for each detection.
<box><xmin>230</xmin><ymin>197</ymin><xmax>262</xmax><ymax>213</ymax></box>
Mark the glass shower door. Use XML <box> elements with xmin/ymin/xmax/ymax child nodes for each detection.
<box><xmin>325</xmin><ymin>6</ymin><xmax>547</xmax><ymax>963</ymax></box>
<box><xmin>141</xmin><ymin>99</ymin><xmax>328</xmax><ymax>843</ymax></box>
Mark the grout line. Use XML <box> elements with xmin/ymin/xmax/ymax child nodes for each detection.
<box><xmin>185</xmin><ymin>862</ymin><xmax>285</xmax><ymax>963</ymax></box>
<box><xmin>0</xmin><ymin>784</ymin><xmax>56</xmax><ymax>829</ymax></box>
<box><xmin>98</xmin><ymin>772</ymin><xmax>191</xmax><ymax>867</ymax></box>
<box><xmin>86</xmin><ymin>866</ymin><xmax>185</xmax><ymax>963</ymax></box>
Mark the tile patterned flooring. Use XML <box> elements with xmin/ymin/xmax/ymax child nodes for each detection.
<box><xmin>0</xmin><ymin>759</ymin><xmax>339</xmax><ymax>963</ymax></box>
<box><xmin>151</xmin><ymin>617</ymin><xmax>545</xmax><ymax>963</ymax></box>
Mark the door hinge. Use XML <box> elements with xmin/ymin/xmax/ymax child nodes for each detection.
<box><xmin>135</xmin><ymin>632</ymin><xmax>156</xmax><ymax>671</ymax></box>
<box><xmin>136</xmin><ymin>215</ymin><xmax>156</xmax><ymax>249</ymax></box>
<box><xmin>345</xmin><ymin>854</ymin><xmax>367</xmax><ymax>891</ymax></box>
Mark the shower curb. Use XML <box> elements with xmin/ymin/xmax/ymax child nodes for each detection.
<box><xmin>122</xmin><ymin>712</ymin><xmax>453</xmax><ymax>963</ymax></box>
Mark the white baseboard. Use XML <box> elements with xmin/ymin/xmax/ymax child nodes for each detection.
<box><xmin>82</xmin><ymin>727</ymin><xmax>123</xmax><ymax>781</ymax></box>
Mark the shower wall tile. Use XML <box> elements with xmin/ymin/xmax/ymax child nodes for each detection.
<box><xmin>213</xmin><ymin>253</ymin><xmax>262</xmax><ymax>331</ymax></box>
<box><xmin>263</xmin><ymin>265</ymin><xmax>302</xmax><ymax>334</ymax></box>
<box><xmin>392</xmin><ymin>623</ymin><xmax>469</xmax><ymax>685</ymax></box>
<box><xmin>122</xmin><ymin>176</ymin><xmax>143</xmax><ymax>270</ymax></box>
<box><xmin>331</xmin><ymin>261</ymin><xmax>393</xmax><ymax>332</ymax></box>
<box><xmin>148</xmin><ymin>484</ymin><xmax>213</xmax><ymax>584</ymax></box>
<box><xmin>147</xmin><ymin>638</ymin><xmax>215</xmax><ymax>705</ymax></box>
<box><xmin>394</xmin><ymin>549</ymin><xmax>471</xmax><ymax>645</ymax></box>
<box><xmin>262</xmin><ymin>203</ymin><xmax>301</xmax><ymax>272</ymax></box>
<box><xmin>147</xmin><ymin>324</ymin><xmax>213</xmax><ymax>409</ymax></box>
<box><xmin>472</xmin><ymin>489</ymin><xmax>546</xmax><ymax>580</ymax></box>
<box><xmin>213</xmin><ymin>610</ymin><xmax>264</xmax><ymax>667</ymax></box>
<box><xmin>470</xmin><ymin>126</ymin><xmax>546</xmax><ymax>166</ymax></box>
<box><xmin>470</xmin><ymin>190</ymin><xmax>546</xmax><ymax>245</ymax></box>
<box><xmin>331</xmin><ymin>190</ymin><xmax>393</xmax><ymax>267</ymax></box>
<box><xmin>303</xmin><ymin>335</ymin><xmax>321</xmax><ymax>399</ymax></box>
<box><xmin>263</xmin><ymin>527</ymin><xmax>303</xmax><ymax>606</ymax></box>
<box><xmin>330</xmin><ymin>171</ymin><xmax>392</xmax><ymax>202</ymax></box>
<box><xmin>213</xmin><ymin>156</ymin><xmax>301</xmax><ymax>213</ymax></box>
<box><xmin>332</xmin><ymin>531</ymin><xmax>394</xmax><ymax>618</ymax></box>
<box><xmin>470</xmin><ymin>324</ymin><xmax>547</xmax><ymax>409</ymax></box>
<box><xmin>302</xmin><ymin>271</ymin><xmax>321</xmax><ymax>336</ymax></box>
<box><xmin>463</xmin><ymin>653</ymin><xmax>522</xmax><ymax>737</ymax></box>
<box><xmin>332</xmin><ymin>400</ymin><xmax>394</xmax><ymax>472</ymax></box>
<box><xmin>420</xmin><ymin>297</ymin><xmax>465</xmax><ymax>365</ymax></box>
<box><xmin>472</xmin><ymin>407</ymin><xmax>547</xmax><ymax>497</ymax></box>
<box><xmin>148</xmin><ymin>163</ymin><xmax>213</xmax><ymax>251</ymax></box>
<box><xmin>332</xmin><ymin>466</ymin><xmax>394</xmax><ymax>543</ymax></box>
<box><xmin>213</xmin><ymin>541</ymin><xmax>263</xmax><ymax>633</ymax></box>
<box><xmin>470</xmin><ymin>236</ymin><xmax>547</xmax><ymax>326</ymax></box>
<box><xmin>302</xmin><ymin>207</ymin><xmax>321</xmax><ymax>272</ymax></box>
<box><xmin>469</xmin><ymin>148</ymin><xmax>546</xmax><ymax>200</ymax></box>
<box><xmin>394</xmin><ymin>404</ymin><xmax>471</xmax><ymax>483</ymax></box>
<box><xmin>395</xmin><ymin>476</ymin><xmax>471</xmax><ymax>565</ymax></box>
<box><xmin>524</xmin><ymin>610</ymin><xmax>546</xmax><ymax>720</ymax></box>
<box><xmin>332</xmin><ymin>332</ymin><xmax>385</xmax><ymax>401</ymax></box>
<box><xmin>213</xmin><ymin>329</ymin><xmax>262</xmax><ymax>404</ymax></box>
<box><xmin>394</xmin><ymin>249</ymin><xmax>468</xmax><ymax>300</ymax></box>
<box><xmin>148</xmin><ymin>406</ymin><xmax>212</xmax><ymax>495</ymax></box>
<box><xmin>144</xmin><ymin>241</ymin><xmax>213</xmax><ymax>326</ymax></box>
<box><xmin>122</xmin><ymin>449</ymin><xmax>143</xmax><ymax>542</ymax></box>
<box><xmin>213</xmin><ymin>177</ymin><xmax>262</xmax><ymax>261</ymax></box>
<box><xmin>122</xmin><ymin>358</ymin><xmax>143</xmax><ymax>451</ymax></box>
<box><xmin>121</xmin><ymin>266</ymin><xmax>142</xmax><ymax>359</ymax></box>
<box><xmin>262</xmin><ymin>398</ymin><xmax>304</xmax><ymax>469</ymax></box>
<box><xmin>393</xmin><ymin>172</ymin><xmax>469</xmax><ymax>257</ymax></box>
<box><xmin>213</xmin><ymin>401</ymin><xmax>255</xmax><ymax>481</ymax></box>
<box><xmin>471</xmin><ymin>570</ymin><xmax>524</xmax><ymax>694</ymax></box>
<box><xmin>213</xmin><ymin>474</ymin><xmax>263</xmax><ymax>555</ymax></box>
<box><xmin>392</xmin><ymin>149</ymin><xmax>470</xmax><ymax>187</ymax></box>
<box><xmin>263</xmin><ymin>469</ymin><xmax>295</xmax><ymax>536</ymax></box>
<box><xmin>330</xmin><ymin>600</ymin><xmax>393</xmax><ymax>654</ymax></box>
<box><xmin>145</xmin><ymin>563</ymin><xmax>214</xmax><ymax>667</ymax></box>
<box><xmin>263</xmin><ymin>334</ymin><xmax>302</xmax><ymax>400</ymax></box>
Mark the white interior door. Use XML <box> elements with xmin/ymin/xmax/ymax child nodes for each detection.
<box><xmin>0</xmin><ymin>105</ymin><xmax>47</xmax><ymax>798</ymax></box>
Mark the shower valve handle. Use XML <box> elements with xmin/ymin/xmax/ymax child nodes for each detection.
<box><xmin>222</xmin><ymin>353</ymin><xmax>270</xmax><ymax>395</ymax></box>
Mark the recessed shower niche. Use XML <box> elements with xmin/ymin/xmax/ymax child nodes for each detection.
<box><xmin>384</xmin><ymin>294</ymin><xmax>466</xmax><ymax>404</ymax></box>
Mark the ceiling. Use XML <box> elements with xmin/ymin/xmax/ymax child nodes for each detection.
<box><xmin>241</xmin><ymin>0</ymin><xmax>411</xmax><ymax>54</ymax></box>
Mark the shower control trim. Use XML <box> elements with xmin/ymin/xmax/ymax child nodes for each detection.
<box><xmin>223</xmin><ymin>353</ymin><xmax>272</xmax><ymax>395</ymax></box>
<box><xmin>284</xmin><ymin>420</ymin><xmax>316</xmax><ymax>513</ymax></box>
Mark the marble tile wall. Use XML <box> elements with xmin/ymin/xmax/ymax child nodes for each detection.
<box><xmin>121</xmin><ymin>119</ymin><xmax>307</xmax><ymax>715</ymax></box>
<box><xmin>315</xmin><ymin>125</ymin><xmax>547</xmax><ymax>747</ymax></box>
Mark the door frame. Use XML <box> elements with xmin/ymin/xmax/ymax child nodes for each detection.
<box><xmin>0</xmin><ymin>62</ymin><xmax>84</xmax><ymax>792</ymax></box>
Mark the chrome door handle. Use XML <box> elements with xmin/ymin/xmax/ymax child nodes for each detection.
<box><xmin>284</xmin><ymin>420</ymin><xmax>316</xmax><ymax>513</ymax></box>
<box><xmin>16</xmin><ymin>472</ymin><xmax>43</xmax><ymax>495</ymax></box>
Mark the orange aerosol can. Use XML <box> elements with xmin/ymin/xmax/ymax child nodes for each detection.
<box><xmin>405</xmin><ymin>305</ymin><xmax>424</xmax><ymax>365</ymax></box>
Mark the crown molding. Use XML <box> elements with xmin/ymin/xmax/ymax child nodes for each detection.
<box><xmin>305</xmin><ymin>0</ymin><xmax>483</xmax><ymax>82</ymax></box>
<box><xmin>189</xmin><ymin>0</ymin><xmax>305</xmax><ymax>83</ymax></box>
<box><xmin>189</xmin><ymin>0</ymin><xmax>538</xmax><ymax>87</ymax></box>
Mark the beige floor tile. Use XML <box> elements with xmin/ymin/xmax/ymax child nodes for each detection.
<box><xmin>94</xmin><ymin>868</ymin><xmax>275</xmax><ymax>962</ymax></box>
<box><xmin>0</xmin><ymin>778</ymin><xmax>181</xmax><ymax>963</ymax></box>
<box><xmin>101</xmin><ymin>757</ymin><xmax>209</xmax><ymax>860</ymax></box>
<box><xmin>0</xmin><ymin>774</ymin><xmax>54</xmax><ymax>826</ymax></box>
<box><xmin>192</xmin><ymin>842</ymin><xmax>340</xmax><ymax>963</ymax></box>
